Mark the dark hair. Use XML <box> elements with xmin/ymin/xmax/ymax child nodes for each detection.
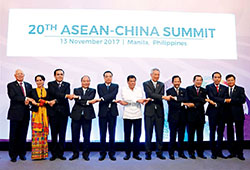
<box><xmin>226</xmin><ymin>74</ymin><xmax>236</xmax><ymax>80</ymax></box>
<box><xmin>54</xmin><ymin>69</ymin><xmax>64</xmax><ymax>76</ymax></box>
<box><xmin>172</xmin><ymin>75</ymin><xmax>181</xmax><ymax>83</ymax></box>
<box><xmin>103</xmin><ymin>70</ymin><xmax>113</xmax><ymax>77</ymax></box>
<box><xmin>35</xmin><ymin>75</ymin><xmax>45</xmax><ymax>81</ymax></box>
<box><xmin>193</xmin><ymin>75</ymin><xmax>203</xmax><ymax>81</ymax></box>
<box><xmin>212</xmin><ymin>72</ymin><xmax>221</xmax><ymax>78</ymax></box>
<box><xmin>81</xmin><ymin>75</ymin><xmax>91</xmax><ymax>81</ymax></box>
<box><xmin>127</xmin><ymin>75</ymin><xmax>136</xmax><ymax>81</ymax></box>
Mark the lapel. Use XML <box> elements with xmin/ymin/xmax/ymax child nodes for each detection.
<box><xmin>232</xmin><ymin>85</ymin><xmax>237</xmax><ymax>96</ymax></box>
<box><xmin>149</xmin><ymin>80</ymin><xmax>156</xmax><ymax>92</ymax></box>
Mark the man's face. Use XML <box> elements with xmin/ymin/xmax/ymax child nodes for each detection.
<box><xmin>81</xmin><ymin>76</ymin><xmax>90</xmax><ymax>89</ymax></box>
<box><xmin>14</xmin><ymin>69</ymin><xmax>24</xmax><ymax>82</ymax></box>
<box><xmin>151</xmin><ymin>70</ymin><xmax>160</xmax><ymax>82</ymax></box>
<box><xmin>104</xmin><ymin>73</ymin><xmax>112</xmax><ymax>84</ymax></box>
<box><xmin>54</xmin><ymin>70</ymin><xmax>64</xmax><ymax>82</ymax></box>
<box><xmin>128</xmin><ymin>78</ymin><xmax>136</xmax><ymax>89</ymax></box>
<box><xmin>194</xmin><ymin>76</ymin><xmax>203</xmax><ymax>88</ymax></box>
<box><xmin>227</xmin><ymin>77</ymin><xmax>235</xmax><ymax>87</ymax></box>
<box><xmin>213</xmin><ymin>73</ymin><xmax>221</xmax><ymax>85</ymax></box>
<box><xmin>172</xmin><ymin>77</ymin><xmax>181</xmax><ymax>88</ymax></box>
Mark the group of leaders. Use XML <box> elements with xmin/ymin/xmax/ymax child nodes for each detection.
<box><xmin>7</xmin><ymin>68</ymin><xmax>246</xmax><ymax>162</ymax></box>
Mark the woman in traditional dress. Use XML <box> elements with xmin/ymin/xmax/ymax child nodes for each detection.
<box><xmin>30</xmin><ymin>75</ymin><xmax>55</xmax><ymax>160</ymax></box>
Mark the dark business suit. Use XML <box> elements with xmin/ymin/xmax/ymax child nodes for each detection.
<box><xmin>97</xmin><ymin>83</ymin><xmax>119</xmax><ymax>157</ymax></box>
<box><xmin>7</xmin><ymin>81</ymin><xmax>32</xmax><ymax>159</ymax></box>
<box><xmin>166</xmin><ymin>87</ymin><xmax>187</xmax><ymax>155</ymax></box>
<box><xmin>206</xmin><ymin>83</ymin><xmax>227</xmax><ymax>156</ymax></box>
<box><xmin>47</xmin><ymin>81</ymin><xmax>70</xmax><ymax>157</ymax></box>
<box><xmin>143</xmin><ymin>80</ymin><xmax>164</xmax><ymax>156</ymax></box>
<box><xmin>71</xmin><ymin>87</ymin><xmax>96</xmax><ymax>157</ymax></box>
<box><xmin>186</xmin><ymin>85</ymin><xmax>207</xmax><ymax>156</ymax></box>
<box><xmin>225</xmin><ymin>85</ymin><xmax>246</xmax><ymax>156</ymax></box>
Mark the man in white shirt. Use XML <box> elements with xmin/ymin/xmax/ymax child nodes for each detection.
<box><xmin>119</xmin><ymin>75</ymin><xmax>148</xmax><ymax>160</ymax></box>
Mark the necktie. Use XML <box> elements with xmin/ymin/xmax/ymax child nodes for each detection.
<box><xmin>58</xmin><ymin>83</ymin><xmax>61</xmax><ymax>89</ymax></box>
<box><xmin>107</xmin><ymin>85</ymin><xmax>109</xmax><ymax>91</ymax></box>
<box><xmin>196</xmin><ymin>88</ymin><xmax>199</xmax><ymax>95</ymax></box>
<box><xmin>216</xmin><ymin>85</ymin><xmax>219</xmax><ymax>93</ymax></box>
<box><xmin>229</xmin><ymin>87</ymin><xmax>233</xmax><ymax>97</ymax></box>
<box><xmin>176</xmin><ymin>88</ymin><xmax>179</xmax><ymax>96</ymax></box>
<box><xmin>83</xmin><ymin>89</ymin><xmax>86</xmax><ymax>96</ymax></box>
<box><xmin>20</xmin><ymin>82</ymin><xmax>25</xmax><ymax>96</ymax></box>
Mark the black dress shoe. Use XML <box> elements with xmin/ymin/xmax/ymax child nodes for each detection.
<box><xmin>99</xmin><ymin>155</ymin><xmax>106</xmax><ymax>161</ymax></box>
<box><xmin>211</xmin><ymin>155</ymin><xmax>217</xmax><ymax>159</ymax></box>
<box><xmin>217</xmin><ymin>153</ymin><xmax>227</xmax><ymax>159</ymax></box>
<box><xmin>198</xmin><ymin>154</ymin><xmax>207</xmax><ymax>159</ymax></box>
<box><xmin>19</xmin><ymin>155</ymin><xmax>26</xmax><ymax>161</ymax></box>
<box><xmin>237</xmin><ymin>155</ymin><xmax>245</xmax><ymax>161</ymax></box>
<box><xmin>109</xmin><ymin>155</ymin><xmax>116</xmax><ymax>161</ymax></box>
<box><xmin>227</xmin><ymin>154</ymin><xmax>236</xmax><ymax>159</ymax></box>
<box><xmin>145</xmin><ymin>154</ymin><xmax>151</xmax><ymax>160</ymax></box>
<box><xmin>10</xmin><ymin>158</ymin><xmax>17</xmax><ymax>162</ymax></box>
<box><xmin>169</xmin><ymin>154</ymin><xmax>175</xmax><ymax>160</ymax></box>
<box><xmin>133</xmin><ymin>155</ymin><xmax>142</xmax><ymax>160</ymax></box>
<box><xmin>83</xmin><ymin>155</ymin><xmax>90</xmax><ymax>161</ymax></box>
<box><xmin>69</xmin><ymin>154</ymin><xmax>79</xmax><ymax>161</ymax></box>
<box><xmin>189</xmin><ymin>154</ymin><xmax>196</xmax><ymax>159</ymax></box>
<box><xmin>123</xmin><ymin>155</ymin><xmax>130</xmax><ymax>160</ymax></box>
<box><xmin>58</xmin><ymin>156</ymin><xmax>67</xmax><ymax>160</ymax></box>
<box><xmin>178</xmin><ymin>153</ymin><xmax>188</xmax><ymax>159</ymax></box>
<box><xmin>157</xmin><ymin>154</ymin><xmax>166</xmax><ymax>160</ymax></box>
<box><xmin>50</xmin><ymin>156</ymin><xmax>57</xmax><ymax>161</ymax></box>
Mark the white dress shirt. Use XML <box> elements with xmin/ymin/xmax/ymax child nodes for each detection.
<box><xmin>121</xmin><ymin>86</ymin><xmax>143</xmax><ymax>119</ymax></box>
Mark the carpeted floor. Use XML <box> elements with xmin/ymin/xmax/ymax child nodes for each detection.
<box><xmin>0</xmin><ymin>150</ymin><xmax>249</xmax><ymax>170</ymax></box>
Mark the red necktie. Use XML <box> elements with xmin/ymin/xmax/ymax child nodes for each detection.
<box><xmin>20</xmin><ymin>82</ymin><xmax>25</xmax><ymax>96</ymax></box>
<box><xmin>216</xmin><ymin>85</ymin><xmax>219</xmax><ymax>93</ymax></box>
<box><xmin>196</xmin><ymin>88</ymin><xmax>199</xmax><ymax>95</ymax></box>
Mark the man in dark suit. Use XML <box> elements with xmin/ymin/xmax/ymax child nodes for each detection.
<box><xmin>7</xmin><ymin>69</ymin><xmax>33</xmax><ymax>162</ymax></box>
<box><xmin>97</xmin><ymin>71</ymin><xmax>119</xmax><ymax>161</ymax></box>
<box><xmin>166</xmin><ymin>75</ymin><xmax>188</xmax><ymax>160</ymax></box>
<box><xmin>206</xmin><ymin>72</ymin><xmax>227</xmax><ymax>159</ymax></box>
<box><xmin>224</xmin><ymin>74</ymin><xmax>246</xmax><ymax>160</ymax></box>
<box><xmin>69</xmin><ymin>75</ymin><xmax>99</xmax><ymax>161</ymax></box>
<box><xmin>186</xmin><ymin>75</ymin><xmax>208</xmax><ymax>159</ymax></box>
<box><xmin>143</xmin><ymin>68</ymin><xmax>171</xmax><ymax>160</ymax></box>
<box><xmin>47</xmin><ymin>69</ymin><xmax>74</xmax><ymax>161</ymax></box>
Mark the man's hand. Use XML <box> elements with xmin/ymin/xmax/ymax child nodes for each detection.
<box><xmin>162</xmin><ymin>95</ymin><xmax>171</xmax><ymax>101</ymax></box>
<box><xmin>183</xmin><ymin>103</ymin><xmax>195</xmax><ymax>108</ymax></box>
<box><xmin>48</xmin><ymin>99</ymin><xmax>56</xmax><ymax>107</ymax></box>
<box><xmin>88</xmin><ymin>99</ymin><xmax>101</xmax><ymax>104</ymax></box>
<box><xmin>144</xmin><ymin>98</ymin><xmax>152</xmax><ymax>105</ymax></box>
<box><xmin>137</xmin><ymin>99</ymin><xmax>145</xmax><ymax>104</ymax></box>
<box><xmin>119</xmin><ymin>100</ymin><xmax>129</xmax><ymax>106</ymax></box>
<box><xmin>66</xmin><ymin>94</ymin><xmax>75</xmax><ymax>100</ymax></box>
<box><xmin>205</xmin><ymin>99</ymin><xmax>216</xmax><ymax>105</ymax></box>
<box><xmin>225</xmin><ymin>98</ymin><xmax>231</xmax><ymax>103</ymax></box>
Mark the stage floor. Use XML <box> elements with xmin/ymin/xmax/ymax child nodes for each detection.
<box><xmin>0</xmin><ymin>150</ymin><xmax>249</xmax><ymax>170</ymax></box>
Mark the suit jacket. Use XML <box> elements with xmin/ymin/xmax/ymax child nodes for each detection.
<box><xmin>97</xmin><ymin>83</ymin><xmax>119</xmax><ymax>117</ymax></box>
<box><xmin>29</xmin><ymin>88</ymin><xmax>51</xmax><ymax>112</ymax></box>
<box><xmin>166</xmin><ymin>87</ymin><xmax>187</xmax><ymax>123</ymax></box>
<box><xmin>7</xmin><ymin>81</ymin><xmax>32</xmax><ymax>121</ymax></box>
<box><xmin>186</xmin><ymin>85</ymin><xmax>207</xmax><ymax>123</ymax></box>
<box><xmin>71</xmin><ymin>87</ymin><xmax>96</xmax><ymax>120</ymax></box>
<box><xmin>143</xmin><ymin>80</ymin><xmax>164</xmax><ymax>118</ymax></box>
<box><xmin>225</xmin><ymin>85</ymin><xmax>246</xmax><ymax>122</ymax></box>
<box><xmin>206</xmin><ymin>83</ymin><xmax>228</xmax><ymax>120</ymax></box>
<box><xmin>47</xmin><ymin>81</ymin><xmax>70</xmax><ymax>117</ymax></box>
